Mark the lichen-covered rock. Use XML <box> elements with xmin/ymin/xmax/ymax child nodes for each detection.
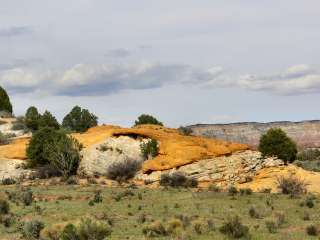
<box><xmin>78</xmin><ymin>136</ymin><xmax>148</xmax><ymax>176</ymax></box>
<box><xmin>135</xmin><ymin>150</ymin><xmax>284</xmax><ymax>186</ymax></box>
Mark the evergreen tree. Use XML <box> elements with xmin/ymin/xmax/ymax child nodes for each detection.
<box><xmin>62</xmin><ymin>105</ymin><xmax>98</xmax><ymax>133</ymax></box>
<box><xmin>38</xmin><ymin>111</ymin><xmax>60</xmax><ymax>130</ymax></box>
<box><xmin>258</xmin><ymin>128</ymin><xmax>297</xmax><ymax>164</ymax></box>
<box><xmin>134</xmin><ymin>114</ymin><xmax>163</xmax><ymax>126</ymax></box>
<box><xmin>25</xmin><ymin>106</ymin><xmax>41</xmax><ymax>131</ymax></box>
<box><xmin>0</xmin><ymin>86</ymin><xmax>12</xmax><ymax>114</ymax></box>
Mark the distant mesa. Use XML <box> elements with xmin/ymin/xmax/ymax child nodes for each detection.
<box><xmin>188</xmin><ymin>120</ymin><xmax>320</xmax><ymax>149</ymax></box>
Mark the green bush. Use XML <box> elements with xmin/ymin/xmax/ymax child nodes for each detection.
<box><xmin>178</xmin><ymin>126</ymin><xmax>192</xmax><ymax>136</ymax></box>
<box><xmin>0</xmin><ymin>86</ymin><xmax>12</xmax><ymax>114</ymax></box>
<box><xmin>134</xmin><ymin>114</ymin><xmax>163</xmax><ymax>126</ymax></box>
<box><xmin>38</xmin><ymin>110</ymin><xmax>60</xmax><ymax>130</ymax></box>
<box><xmin>219</xmin><ymin>216</ymin><xmax>249</xmax><ymax>239</ymax></box>
<box><xmin>25</xmin><ymin>106</ymin><xmax>41</xmax><ymax>131</ymax></box>
<box><xmin>22</xmin><ymin>220</ymin><xmax>45</xmax><ymax>239</ymax></box>
<box><xmin>297</xmin><ymin>149</ymin><xmax>320</xmax><ymax>161</ymax></box>
<box><xmin>277</xmin><ymin>176</ymin><xmax>306</xmax><ymax>197</ymax></box>
<box><xmin>78</xmin><ymin>218</ymin><xmax>111</xmax><ymax>240</ymax></box>
<box><xmin>45</xmin><ymin>135</ymin><xmax>82</xmax><ymax>178</ymax></box>
<box><xmin>0</xmin><ymin>131</ymin><xmax>10</xmax><ymax>145</ymax></box>
<box><xmin>1</xmin><ymin>178</ymin><xmax>16</xmax><ymax>185</ymax></box>
<box><xmin>140</xmin><ymin>139</ymin><xmax>159</xmax><ymax>160</ymax></box>
<box><xmin>106</xmin><ymin>159</ymin><xmax>141</xmax><ymax>183</ymax></box>
<box><xmin>0</xmin><ymin>199</ymin><xmax>9</xmax><ymax>215</ymax></box>
<box><xmin>228</xmin><ymin>186</ymin><xmax>238</xmax><ymax>196</ymax></box>
<box><xmin>27</xmin><ymin>127</ymin><xmax>63</xmax><ymax>166</ymax></box>
<box><xmin>27</xmin><ymin>128</ymin><xmax>81</xmax><ymax>178</ymax></box>
<box><xmin>61</xmin><ymin>224</ymin><xmax>79</xmax><ymax>240</ymax></box>
<box><xmin>265</xmin><ymin>220</ymin><xmax>277</xmax><ymax>233</ymax></box>
<box><xmin>62</xmin><ymin>105</ymin><xmax>98</xmax><ymax>133</ymax></box>
<box><xmin>306</xmin><ymin>224</ymin><xmax>318</xmax><ymax>236</ymax></box>
<box><xmin>258</xmin><ymin>128</ymin><xmax>297</xmax><ymax>164</ymax></box>
<box><xmin>159</xmin><ymin>172</ymin><xmax>198</xmax><ymax>188</ymax></box>
<box><xmin>142</xmin><ymin>221</ymin><xmax>167</xmax><ymax>237</ymax></box>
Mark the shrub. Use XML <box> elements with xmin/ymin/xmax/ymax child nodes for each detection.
<box><xmin>142</xmin><ymin>221</ymin><xmax>167</xmax><ymax>237</ymax></box>
<box><xmin>297</xmin><ymin>149</ymin><xmax>320</xmax><ymax>161</ymax></box>
<box><xmin>249</xmin><ymin>206</ymin><xmax>260</xmax><ymax>219</ymax></box>
<box><xmin>45</xmin><ymin>135</ymin><xmax>82</xmax><ymax>178</ymax></box>
<box><xmin>0</xmin><ymin>131</ymin><xmax>10</xmax><ymax>145</ymax></box>
<box><xmin>140</xmin><ymin>139</ymin><xmax>159</xmax><ymax>160</ymax></box>
<box><xmin>38</xmin><ymin>110</ymin><xmax>60</xmax><ymax>130</ymax></box>
<box><xmin>0</xmin><ymin>214</ymin><xmax>14</xmax><ymax>228</ymax></box>
<box><xmin>62</xmin><ymin>106</ymin><xmax>98</xmax><ymax>133</ymax></box>
<box><xmin>159</xmin><ymin>172</ymin><xmax>198</xmax><ymax>188</ymax></box>
<box><xmin>0</xmin><ymin>199</ymin><xmax>9</xmax><ymax>215</ymax></box>
<box><xmin>35</xmin><ymin>165</ymin><xmax>61</xmax><ymax>179</ymax></box>
<box><xmin>106</xmin><ymin>159</ymin><xmax>141</xmax><ymax>183</ymax></box>
<box><xmin>22</xmin><ymin>220</ymin><xmax>45</xmax><ymax>239</ymax></box>
<box><xmin>208</xmin><ymin>184</ymin><xmax>221</xmax><ymax>192</ymax></box>
<box><xmin>27</xmin><ymin>127</ymin><xmax>63</xmax><ymax>166</ymax></box>
<box><xmin>265</xmin><ymin>220</ymin><xmax>277</xmax><ymax>233</ymax></box>
<box><xmin>78</xmin><ymin>218</ymin><xmax>111</xmax><ymax>240</ymax></box>
<box><xmin>240</xmin><ymin>188</ymin><xmax>253</xmax><ymax>195</ymax></box>
<box><xmin>1</xmin><ymin>178</ymin><xmax>16</xmax><ymax>185</ymax></box>
<box><xmin>219</xmin><ymin>216</ymin><xmax>249</xmax><ymax>239</ymax></box>
<box><xmin>27</xmin><ymin>128</ymin><xmax>81</xmax><ymax>178</ymax></box>
<box><xmin>12</xmin><ymin>116</ymin><xmax>28</xmax><ymax>131</ymax></box>
<box><xmin>193</xmin><ymin>220</ymin><xmax>205</xmax><ymax>234</ymax></box>
<box><xmin>258</xmin><ymin>128</ymin><xmax>297</xmax><ymax>164</ymax></box>
<box><xmin>25</xmin><ymin>106</ymin><xmax>41</xmax><ymax>131</ymax></box>
<box><xmin>93</xmin><ymin>190</ymin><xmax>103</xmax><ymax>204</ymax></box>
<box><xmin>20</xmin><ymin>189</ymin><xmax>33</xmax><ymax>206</ymax></box>
<box><xmin>134</xmin><ymin>114</ymin><xmax>163</xmax><ymax>126</ymax></box>
<box><xmin>274</xmin><ymin>211</ymin><xmax>286</xmax><ymax>227</ymax></box>
<box><xmin>228</xmin><ymin>186</ymin><xmax>238</xmax><ymax>196</ymax></box>
<box><xmin>65</xmin><ymin>176</ymin><xmax>78</xmax><ymax>185</ymax></box>
<box><xmin>178</xmin><ymin>126</ymin><xmax>192</xmax><ymax>136</ymax></box>
<box><xmin>277</xmin><ymin>176</ymin><xmax>307</xmax><ymax>197</ymax></box>
<box><xmin>305</xmin><ymin>197</ymin><xmax>315</xmax><ymax>208</ymax></box>
<box><xmin>60</xmin><ymin>224</ymin><xmax>79</xmax><ymax>240</ymax></box>
<box><xmin>167</xmin><ymin>218</ymin><xmax>182</xmax><ymax>235</ymax></box>
<box><xmin>0</xmin><ymin>86</ymin><xmax>12</xmax><ymax>114</ymax></box>
<box><xmin>306</xmin><ymin>225</ymin><xmax>318</xmax><ymax>236</ymax></box>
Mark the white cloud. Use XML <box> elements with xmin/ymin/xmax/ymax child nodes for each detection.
<box><xmin>237</xmin><ymin>65</ymin><xmax>320</xmax><ymax>95</ymax></box>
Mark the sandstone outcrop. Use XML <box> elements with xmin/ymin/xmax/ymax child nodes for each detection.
<box><xmin>189</xmin><ymin>120</ymin><xmax>320</xmax><ymax>149</ymax></box>
<box><xmin>136</xmin><ymin>150</ymin><xmax>284</xmax><ymax>186</ymax></box>
<box><xmin>78</xmin><ymin>136</ymin><xmax>147</xmax><ymax>176</ymax></box>
<box><xmin>0</xmin><ymin>124</ymin><xmax>249</xmax><ymax>172</ymax></box>
<box><xmin>0</xmin><ymin>158</ymin><xmax>34</xmax><ymax>181</ymax></box>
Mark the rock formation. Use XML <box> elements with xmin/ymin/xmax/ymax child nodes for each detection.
<box><xmin>188</xmin><ymin>120</ymin><xmax>320</xmax><ymax>149</ymax></box>
<box><xmin>136</xmin><ymin>150</ymin><xmax>284</xmax><ymax>186</ymax></box>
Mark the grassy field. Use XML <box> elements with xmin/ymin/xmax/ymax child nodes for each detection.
<box><xmin>0</xmin><ymin>183</ymin><xmax>319</xmax><ymax>239</ymax></box>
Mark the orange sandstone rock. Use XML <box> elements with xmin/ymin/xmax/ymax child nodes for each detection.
<box><xmin>0</xmin><ymin>125</ymin><xmax>249</xmax><ymax>173</ymax></box>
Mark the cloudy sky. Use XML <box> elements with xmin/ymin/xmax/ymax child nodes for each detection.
<box><xmin>0</xmin><ymin>0</ymin><xmax>320</xmax><ymax>127</ymax></box>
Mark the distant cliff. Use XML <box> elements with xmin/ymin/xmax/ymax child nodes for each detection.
<box><xmin>188</xmin><ymin>120</ymin><xmax>320</xmax><ymax>149</ymax></box>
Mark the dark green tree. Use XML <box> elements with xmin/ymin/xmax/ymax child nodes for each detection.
<box><xmin>38</xmin><ymin>110</ymin><xmax>60</xmax><ymax>130</ymax></box>
<box><xmin>25</xmin><ymin>106</ymin><xmax>41</xmax><ymax>131</ymax></box>
<box><xmin>26</xmin><ymin>127</ymin><xmax>82</xmax><ymax>177</ymax></box>
<box><xmin>258</xmin><ymin>128</ymin><xmax>297</xmax><ymax>164</ymax></box>
<box><xmin>0</xmin><ymin>86</ymin><xmax>12</xmax><ymax>114</ymax></box>
<box><xmin>26</xmin><ymin>127</ymin><xmax>64</xmax><ymax>166</ymax></box>
<box><xmin>134</xmin><ymin>114</ymin><xmax>163</xmax><ymax>126</ymax></box>
<box><xmin>62</xmin><ymin>105</ymin><xmax>98</xmax><ymax>133</ymax></box>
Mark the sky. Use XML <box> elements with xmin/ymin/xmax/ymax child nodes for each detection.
<box><xmin>0</xmin><ymin>0</ymin><xmax>320</xmax><ymax>127</ymax></box>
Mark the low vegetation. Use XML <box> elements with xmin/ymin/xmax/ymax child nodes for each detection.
<box><xmin>277</xmin><ymin>176</ymin><xmax>307</xmax><ymax>197</ymax></box>
<box><xmin>140</xmin><ymin>139</ymin><xmax>159</xmax><ymax>160</ymax></box>
<box><xmin>106</xmin><ymin>159</ymin><xmax>141</xmax><ymax>183</ymax></box>
<box><xmin>160</xmin><ymin>172</ymin><xmax>198</xmax><ymax>188</ymax></box>
<box><xmin>0</xmin><ymin>183</ymin><xmax>316</xmax><ymax>239</ymax></box>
